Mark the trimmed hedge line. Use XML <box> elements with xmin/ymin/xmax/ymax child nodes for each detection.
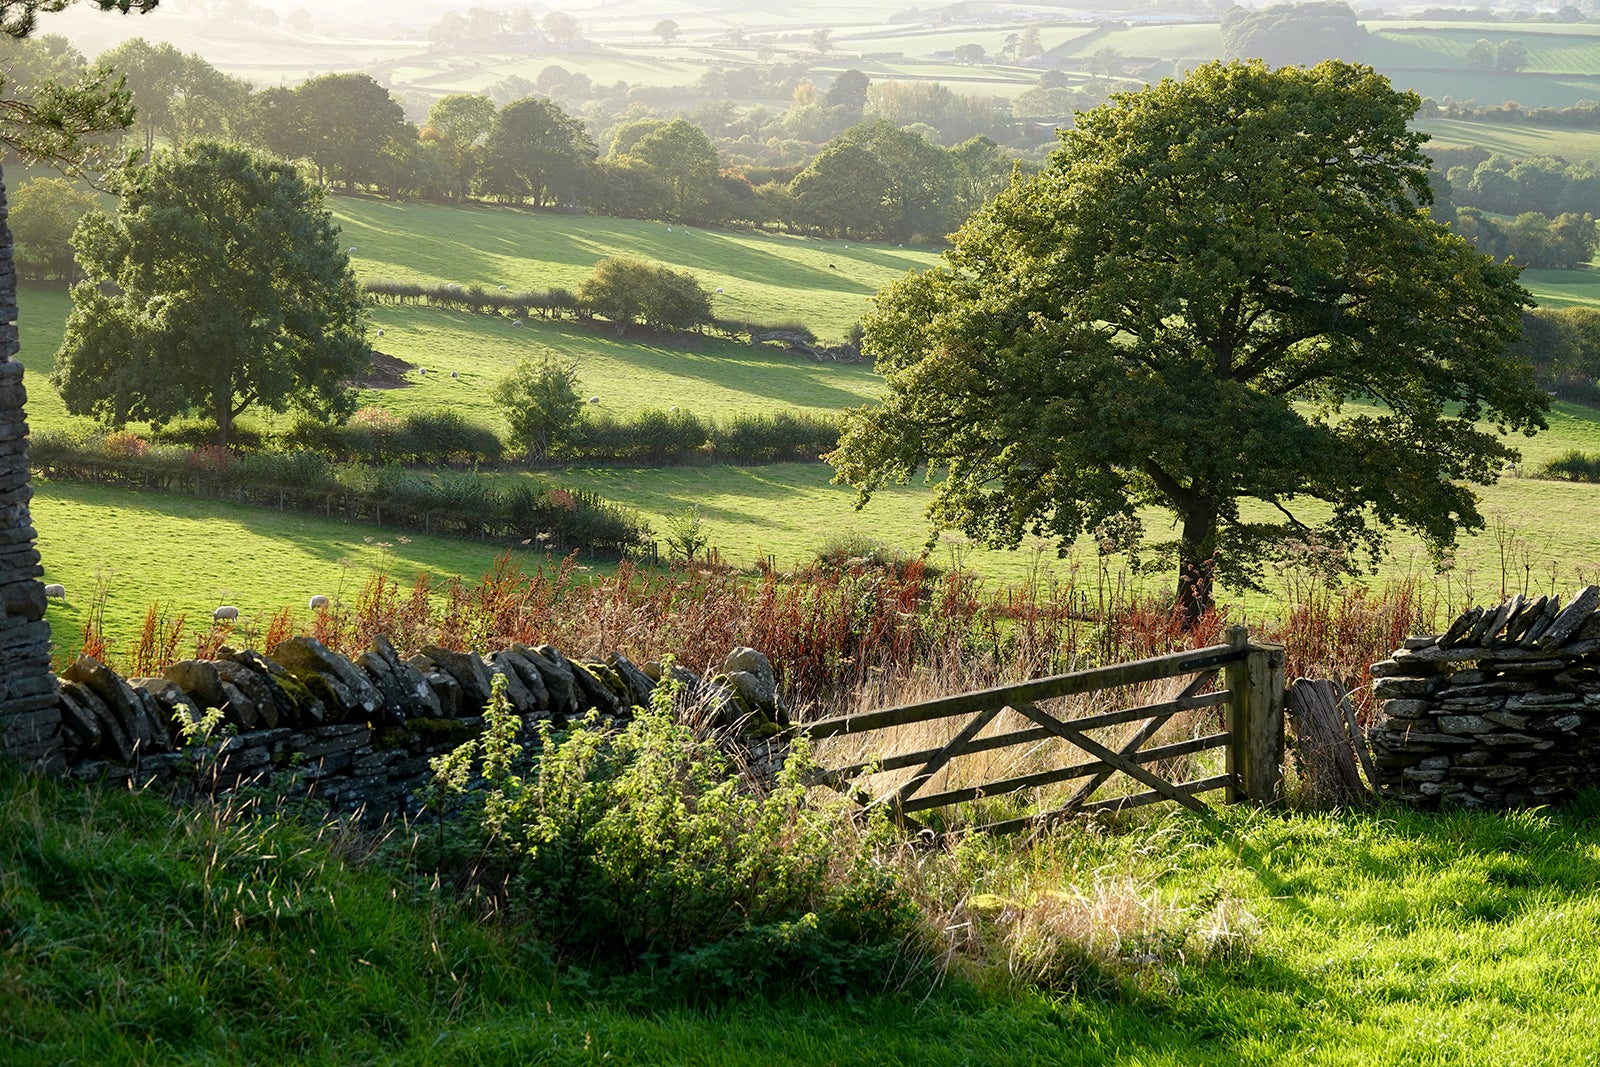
<box><xmin>364</xmin><ymin>278</ymin><xmax>830</xmax><ymax>345</ymax></box>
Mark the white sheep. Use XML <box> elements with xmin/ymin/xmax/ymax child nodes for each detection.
<box><xmin>308</xmin><ymin>594</ymin><xmax>330</xmax><ymax>610</ymax></box>
<box><xmin>714</xmin><ymin>287</ymin><xmax>724</xmax><ymax>294</ymax></box>
<box><xmin>375</xmin><ymin>329</ymin><xmax>385</xmax><ymax>337</ymax></box>
<box><xmin>450</xmin><ymin>370</ymin><xmax>460</xmax><ymax>379</ymax></box>
<box><xmin>668</xmin><ymin>406</ymin><xmax>679</xmax><ymax>413</ymax></box>
<box><xmin>512</xmin><ymin>319</ymin><xmax>523</xmax><ymax>327</ymax></box>
<box><xmin>588</xmin><ymin>395</ymin><xmax>600</xmax><ymax>404</ymax></box>
<box><xmin>43</xmin><ymin>583</ymin><xmax>65</xmax><ymax>600</ymax></box>
<box><xmin>213</xmin><ymin>605</ymin><xmax>239</xmax><ymax>622</ymax></box>
<box><xmin>498</xmin><ymin>284</ymin><xmax>508</xmax><ymax>291</ymax></box>
<box><xmin>347</xmin><ymin>246</ymin><xmax>357</xmax><ymax>254</ymax></box>
<box><xmin>417</xmin><ymin>367</ymin><xmax>427</xmax><ymax>376</ymax></box>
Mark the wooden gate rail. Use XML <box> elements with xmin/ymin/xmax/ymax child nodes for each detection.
<box><xmin>799</xmin><ymin>625</ymin><xmax>1285</xmax><ymax>834</ymax></box>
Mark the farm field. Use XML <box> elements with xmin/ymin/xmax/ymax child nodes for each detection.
<box><xmin>332</xmin><ymin>197</ymin><xmax>941</xmax><ymax>343</ymax></box>
<box><xmin>1418</xmin><ymin>119</ymin><xmax>1600</xmax><ymax>166</ymax></box>
<box><xmin>15</xmin><ymin>186</ymin><xmax>1600</xmax><ymax>655</ymax></box>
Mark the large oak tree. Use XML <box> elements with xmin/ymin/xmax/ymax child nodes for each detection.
<box><xmin>53</xmin><ymin>140</ymin><xmax>369</xmax><ymax>445</ymax></box>
<box><xmin>830</xmin><ymin>61</ymin><xmax>1548</xmax><ymax>624</ymax></box>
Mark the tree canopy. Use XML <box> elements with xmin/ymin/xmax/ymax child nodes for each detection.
<box><xmin>830</xmin><ymin>61</ymin><xmax>1547</xmax><ymax>623</ymax></box>
<box><xmin>478</xmin><ymin>94</ymin><xmax>594</xmax><ymax>207</ymax></box>
<box><xmin>8</xmin><ymin>175</ymin><xmax>94</xmax><ymax>279</ymax></box>
<box><xmin>53</xmin><ymin>141</ymin><xmax>369</xmax><ymax>445</ymax></box>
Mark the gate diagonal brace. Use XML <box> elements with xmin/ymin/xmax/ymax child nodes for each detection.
<box><xmin>1012</xmin><ymin>701</ymin><xmax>1210</xmax><ymax>815</ymax></box>
<box><xmin>1060</xmin><ymin>668</ymin><xmax>1219</xmax><ymax>810</ymax></box>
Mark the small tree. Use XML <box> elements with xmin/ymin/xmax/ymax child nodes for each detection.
<box><xmin>579</xmin><ymin>255</ymin><xmax>711</xmax><ymax>336</ymax></box>
<box><xmin>1466</xmin><ymin>39</ymin><xmax>1497</xmax><ymax>72</ymax></box>
<box><xmin>653</xmin><ymin>18</ymin><xmax>678</xmax><ymax>45</ymax></box>
<box><xmin>1497</xmin><ymin>38</ymin><xmax>1529</xmax><ymax>73</ymax></box>
<box><xmin>54</xmin><ymin>140</ymin><xmax>369</xmax><ymax>446</ymax></box>
<box><xmin>664</xmin><ymin>505</ymin><xmax>707</xmax><ymax>563</ymax></box>
<box><xmin>492</xmin><ymin>352</ymin><xmax>583</xmax><ymax>460</ymax></box>
<box><xmin>9</xmin><ymin>176</ymin><xmax>96</xmax><ymax>280</ymax></box>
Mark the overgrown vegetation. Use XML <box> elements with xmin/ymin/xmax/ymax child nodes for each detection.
<box><xmin>7</xmin><ymin>756</ymin><xmax>1600</xmax><ymax>1063</ymax></box>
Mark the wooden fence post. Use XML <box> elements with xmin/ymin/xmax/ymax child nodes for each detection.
<box><xmin>1225</xmin><ymin>626</ymin><xmax>1286</xmax><ymax>804</ymax></box>
<box><xmin>1224</xmin><ymin>625</ymin><xmax>1248</xmax><ymax>803</ymax></box>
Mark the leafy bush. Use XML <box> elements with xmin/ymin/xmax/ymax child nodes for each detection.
<box><xmin>398</xmin><ymin>408</ymin><xmax>504</xmax><ymax>466</ymax></box>
<box><xmin>579</xmin><ymin>407</ymin><xmax>709</xmax><ymax>462</ymax></box>
<box><xmin>431</xmin><ymin>676</ymin><xmax>919</xmax><ymax>970</ymax></box>
<box><xmin>1539</xmin><ymin>449</ymin><xmax>1600</xmax><ymax>482</ymax></box>
<box><xmin>579</xmin><ymin>255</ymin><xmax>712</xmax><ymax>336</ymax></box>
<box><xmin>712</xmin><ymin>411</ymin><xmax>838</xmax><ymax>463</ymax></box>
<box><xmin>492</xmin><ymin>355</ymin><xmax>584</xmax><ymax>460</ymax></box>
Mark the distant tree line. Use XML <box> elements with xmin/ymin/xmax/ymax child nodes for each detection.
<box><xmin>3</xmin><ymin>29</ymin><xmax>1065</xmax><ymax>245</ymax></box>
<box><xmin>1427</xmin><ymin>147</ymin><xmax>1600</xmax><ymax>270</ymax></box>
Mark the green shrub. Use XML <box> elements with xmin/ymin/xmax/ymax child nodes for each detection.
<box><xmin>398</xmin><ymin>408</ymin><xmax>504</xmax><ymax>466</ymax></box>
<box><xmin>713</xmin><ymin>411</ymin><xmax>838</xmax><ymax>463</ymax></box>
<box><xmin>622</xmin><ymin>407</ymin><xmax>709</xmax><ymax>461</ymax></box>
<box><xmin>431</xmin><ymin>676</ymin><xmax>918</xmax><ymax>967</ymax></box>
<box><xmin>1539</xmin><ymin>449</ymin><xmax>1600</xmax><ymax>483</ymax></box>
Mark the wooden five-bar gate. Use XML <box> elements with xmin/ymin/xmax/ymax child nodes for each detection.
<box><xmin>801</xmin><ymin>626</ymin><xmax>1286</xmax><ymax>834</ymax></box>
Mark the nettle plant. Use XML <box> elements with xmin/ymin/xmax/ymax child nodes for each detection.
<box><xmin>428</xmin><ymin>671</ymin><xmax>921</xmax><ymax>988</ymax></box>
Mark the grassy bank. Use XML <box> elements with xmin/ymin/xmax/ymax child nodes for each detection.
<box><xmin>4</xmin><ymin>766</ymin><xmax>1599</xmax><ymax>1066</ymax></box>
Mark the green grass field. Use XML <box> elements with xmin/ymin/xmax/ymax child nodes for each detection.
<box><xmin>1420</xmin><ymin>119</ymin><xmax>1600</xmax><ymax>165</ymax></box>
<box><xmin>14</xmin><ymin>184</ymin><xmax>1600</xmax><ymax>656</ymax></box>
<box><xmin>333</xmin><ymin>197</ymin><xmax>942</xmax><ymax>343</ymax></box>
<box><xmin>8</xmin><ymin>767</ymin><xmax>1600</xmax><ymax>1065</ymax></box>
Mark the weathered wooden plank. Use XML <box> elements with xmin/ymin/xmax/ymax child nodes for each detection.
<box><xmin>801</xmin><ymin>643</ymin><xmax>1245</xmax><ymax>739</ymax></box>
<box><xmin>1061</xmin><ymin>669</ymin><xmax>1219</xmax><ymax>810</ymax></box>
<box><xmin>968</xmin><ymin>774</ymin><xmax>1235</xmax><ymax>837</ymax></box>
<box><xmin>1243</xmin><ymin>643</ymin><xmax>1286</xmax><ymax>803</ymax></box>
<box><xmin>1223</xmin><ymin>626</ymin><xmax>1249</xmax><ymax>803</ymax></box>
<box><xmin>1014</xmin><ymin>701</ymin><xmax>1210</xmax><ymax>813</ymax></box>
<box><xmin>815</xmin><ymin>689</ymin><xmax>1231</xmax><ymax>785</ymax></box>
<box><xmin>1080</xmin><ymin>773</ymin><xmax>1234</xmax><ymax>815</ymax></box>
<box><xmin>888</xmin><ymin>706</ymin><xmax>1002</xmax><ymax>810</ymax></box>
<box><xmin>899</xmin><ymin>732</ymin><xmax>1229</xmax><ymax>815</ymax></box>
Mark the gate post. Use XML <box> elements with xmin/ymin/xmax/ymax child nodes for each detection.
<box><xmin>1224</xmin><ymin>625</ymin><xmax>1286</xmax><ymax>804</ymax></box>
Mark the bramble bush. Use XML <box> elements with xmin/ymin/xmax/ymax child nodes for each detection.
<box><xmin>429</xmin><ymin>674</ymin><xmax>921</xmax><ymax>987</ymax></box>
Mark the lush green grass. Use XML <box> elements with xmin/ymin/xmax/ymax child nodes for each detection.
<box><xmin>1419</xmin><ymin>119</ymin><xmax>1600</xmax><ymax>166</ymax></box>
<box><xmin>31</xmin><ymin>480</ymin><xmax>532</xmax><ymax>666</ymax></box>
<box><xmin>333</xmin><ymin>196</ymin><xmax>942</xmax><ymax>343</ymax></box>
<box><xmin>7</xmin><ymin>766</ymin><xmax>1600</xmax><ymax>1065</ymax></box>
<box><xmin>355</xmin><ymin>306</ymin><xmax>884</xmax><ymax>426</ymax></box>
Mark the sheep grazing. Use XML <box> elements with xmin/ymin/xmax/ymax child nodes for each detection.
<box><xmin>450</xmin><ymin>370</ymin><xmax>460</xmax><ymax>379</ymax></box>
<box><xmin>213</xmin><ymin>605</ymin><xmax>239</xmax><ymax>622</ymax></box>
<box><xmin>417</xmin><ymin>367</ymin><xmax>427</xmax><ymax>376</ymax></box>
<box><xmin>828</xmin><ymin>263</ymin><xmax>838</xmax><ymax>270</ymax></box>
<box><xmin>498</xmin><ymin>284</ymin><xmax>509</xmax><ymax>291</ymax></box>
<box><xmin>308</xmin><ymin>594</ymin><xmax>330</xmax><ymax>610</ymax></box>
<box><xmin>347</xmin><ymin>246</ymin><xmax>357</xmax><ymax>254</ymax></box>
<box><xmin>43</xmin><ymin>583</ymin><xmax>65</xmax><ymax>600</ymax></box>
<box><xmin>588</xmin><ymin>395</ymin><xmax>601</xmax><ymax>404</ymax></box>
<box><xmin>668</xmin><ymin>406</ymin><xmax>679</xmax><ymax>413</ymax></box>
<box><xmin>512</xmin><ymin>319</ymin><xmax>523</xmax><ymax>327</ymax></box>
<box><xmin>714</xmin><ymin>287</ymin><xmax>724</xmax><ymax>294</ymax></box>
<box><xmin>375</xmin><ymin>329</ymin><xmax>385</xmax><ymax>337</ymax></box>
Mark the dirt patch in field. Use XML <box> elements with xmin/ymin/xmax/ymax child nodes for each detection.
<box><xmin>352</xmin><ymin>350</ymin><xmax>415</xmax><ymax>390</ymax></box>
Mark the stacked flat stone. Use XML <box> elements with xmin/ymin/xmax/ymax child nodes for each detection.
<box><xmin>30</xmin><ymin>636</ymin><xmax>788</xmax><ymax>815</ymax></box>
<box><xmin>1368</xmin><ymin>585</ymin><xmax>1600</xmax><ymax>807</ymax></box>
<box><xmin>0</xmin><ymin>188</ymin><xmax>58</xmax><ymax>767</ymax></box>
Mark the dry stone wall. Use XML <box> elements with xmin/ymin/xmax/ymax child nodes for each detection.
<box><xmin>1369</xmin><ymin>585</ymin><xmax>1600</xmax><ymax>807</ymax></box>
<box><xmin>11</xmin><ymin>633</ymin><xmax>792</xmax><ymax>816</ymax></box>
<box><xmin>0</xmin><ymin>180</ymin><xmax>57</xmax><ymax>769</ymax></box>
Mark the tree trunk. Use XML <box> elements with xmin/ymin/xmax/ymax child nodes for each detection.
<box><xmin>1175</xmin><ymin>504</ymin><xmax>1219</xmax><ymax>630</ymax></box>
